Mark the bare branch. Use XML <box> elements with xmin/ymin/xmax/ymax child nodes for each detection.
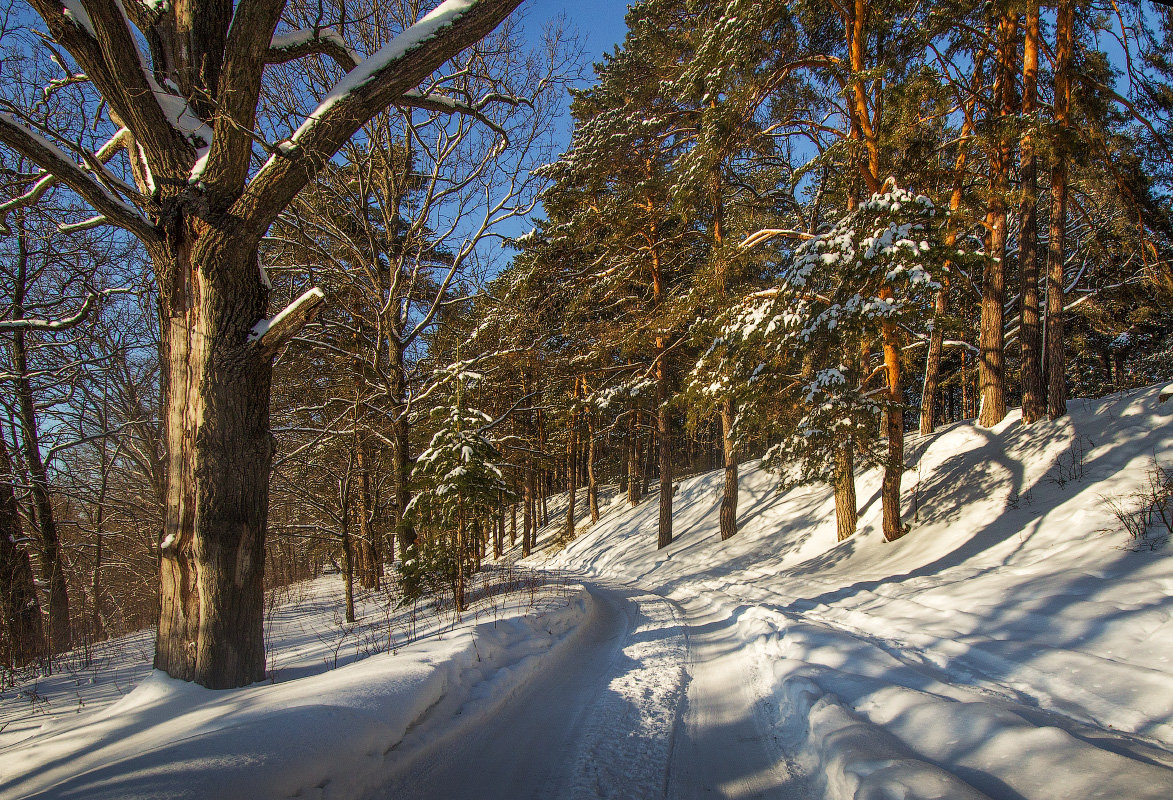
<box><xmin>235</xmin><ymin>0</ymin><xmax>524</xmax><ymax>238</ymax></box>
<box><xmin>0</xmin><ymin>113</ymin><xmax>157</xmax><ymax>242</ymax></box>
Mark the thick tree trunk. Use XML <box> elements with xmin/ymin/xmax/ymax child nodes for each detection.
<box><xmin>1046</xmin><ymin>0</ymin><xmax>1073</xmax><ymax>420</ymax></box>
<box><xmin>719</xmin><ymin>397</ymin><xmax>738</xmax><ymax>541</ymax></box>
<box><xmin>154</xmin><ymin>237</ymin><xmax>272</xmax><ymax>689</ymax></box>
<box><xmin>1</xmin><ymin>437</ymin><xmax>45</xmax><ymax>667</ymax></box>
<box><xmin>1019</xmin><ymin>0</ymin><xmax>1044</xmax><ymax>425</ymax></box>
<box><xmin>834</xmin><ymin>439</ymin><xmax>858</xmax><ymax>541</ymax></box>
<box><xmin>881</xmin><ymin>303</ymin><xmax>906</xmax><ymax>541</ymax></box>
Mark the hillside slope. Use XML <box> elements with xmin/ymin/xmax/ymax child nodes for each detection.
<box><xmin>539</xmin><ymin>383</ymin><xmax>1173</xmax><ymax>799</ymax></box>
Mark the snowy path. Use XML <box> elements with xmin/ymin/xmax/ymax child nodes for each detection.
<box><xmin>668</xmin><ymin>594</ymin><xmax>810</xmax><ymax>799</ymax></box>
<box><xmin>376</xmin><ymin>581</ymin><xmax>806</xmax><ymax>800</ymax></box>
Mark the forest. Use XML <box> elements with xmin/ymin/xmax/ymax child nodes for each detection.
<box><xmin>1</xmin><ymin>0</ymin><xmax>1172</xmax><ymax>697</ymax></box>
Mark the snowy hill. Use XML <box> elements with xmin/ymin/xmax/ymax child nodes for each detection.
<box><xmin>538</xmin><ymin>382</ymin><xmax>1173</xmax><ymax>799</ymax></box>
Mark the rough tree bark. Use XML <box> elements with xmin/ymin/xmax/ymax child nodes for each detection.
<box><xmin>880</xmin><ymin>290</ymin><xmax>905</xmax><ymax>542</ymax></box>
<box><xmin>834</xmin><ymin>439</ymin><xmax>858</xmax><ymax>541</ymax></box>
<box><xmin>719</xmin><ymin>396</ymin><xmax>738</xmax><ymax>541</ymax></box>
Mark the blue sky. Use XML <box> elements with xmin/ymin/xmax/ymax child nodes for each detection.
<box><xmin>519</xmin><ymin>0</ymin><xmax>631</xmax><ymax>151</ymax></box>
<box><xmin>522</xmin><ymin>0</ymin><xmax>631</xmax><ymax>68</ymax></box>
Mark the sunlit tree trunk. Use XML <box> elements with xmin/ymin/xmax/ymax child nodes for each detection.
<box><xmin>979</xmin><ymin>10</ymin><xmax>1017</xmax><ymax>428</ymax></box>
<box><xmin>1046</xmin><ymin>0</ymin><xmax>1073</xmax><ymax>419</ymax></box>
<box><xmin>1019</xmin><ymin>0</ymin><xmax>1044</xmax><ymax>425</ymax></box>
<box><xmin>719</xmin><ymin>397</ymin><xmax>738</xmax><ymax>541</ymax></box>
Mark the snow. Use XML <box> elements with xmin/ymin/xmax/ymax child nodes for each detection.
<box><xmin>285</xmin><ymin>1</ymin><xmax>476</xmax><ymax>149</ymax></box>
<box><xmin>0</xmin><ymin>573</ymin><xmax>588</xmax><ymax>799</ymax></box>
<box><xmin>269</xmin><ymin>28</ymin><xmax>361</xmax><ymax>66</ymax></box>
<box><xmin>248</xmin><ymin>287</ymin><xmax>325</xmax><ymax>342</ymax></box>
<box><xmin>538</xmin><ymin>382</ymin><xmax>1173</xmax><ymax>799</ymax></box>
<box><xmin>61</xmin><ymin>0</ymin><xmax>95</xmax><ymax>35</ymax></box>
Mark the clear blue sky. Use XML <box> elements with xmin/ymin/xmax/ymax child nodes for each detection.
<box><xmin>521</xmin><ymin>0</ymin><xmax>631</xmax><ymax>70</ymax></box>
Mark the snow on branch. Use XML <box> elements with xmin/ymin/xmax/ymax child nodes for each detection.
<box><xmin>285</xmin><ymin>1</ymin><xmax>480</xmax><ymax>147</ymax></box>
<box><xmin>0</xmin><ymin>289</ymin><xmax>124</xmax><ymax>332</ymax></box>
<box><xmin>267</xmin><ymin>28</ymin><xmax>361</xmax><ymax>71</ymax></box>
<box><xmin>249</xmin><ymin>287</ymin><xmax>326</xmax><ymax>351</ymax></box>
<box><xmin>0</xmin><ymin>112</ymin><xmax>155</xmax><ymax>242</ymax></box>
<box><xmin>1161</xmin><ymin>384</ymin><xmax>1173</xmax><ymax>404</ymax></box>
<box><xmin>235</xmin><ymin>0</ymin><xmax>522</xmax><ymax>236</ymax></box>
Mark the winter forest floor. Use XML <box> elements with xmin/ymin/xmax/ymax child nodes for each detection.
<box><xmin>2</xmin><ymin>383</ymin><xmax>1173</xmax><ymax>799</ymax></box>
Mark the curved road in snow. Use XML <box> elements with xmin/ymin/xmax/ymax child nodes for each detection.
<box><xmin>379</xmin><ymin>581</ymin><xmax>807</xmax><ymax>799</ymax></box>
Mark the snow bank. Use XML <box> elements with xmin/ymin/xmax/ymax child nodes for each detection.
<box><xmin>0</xmin><ymin>582</ymin><xmax>590</xmax><ymax>800</ymax></box>
<box><xmin>543</xmin><ymin>383</ymin><xmax>1173</xmax><ymax>799</ymax></box>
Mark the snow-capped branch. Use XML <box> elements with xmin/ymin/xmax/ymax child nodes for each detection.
<box><xmin>1160</xmin><ymin>384</ymin><xmax>1173</xmax><ymax>404</ymax></box>
<box><xmin>249</xmin><ymin>287</ymin><xmax>326</xmax><ymax>351</ymax></box>
<box><xmin>236</xmin><ymin>0</ymin><xmax>523</xmax><ymax>238</ymax></box>
<box><xmin>0</xmin><ymin>125</ymin><xmax>133</xmax><ymax>233</ymax></box>
<box><xmin>266</xmin><ymin>28</ymin><xmax>361</xmax><ymax>71</ymax></box>
<box><xmin>0</xmin><ymin>112</ymin><xmax>156</xmax><ymax>242</ymax></box>
<box><xmin>0</xmin><ymin>288</ymin><xmax>127</xmax><ymax>332</ymax></box>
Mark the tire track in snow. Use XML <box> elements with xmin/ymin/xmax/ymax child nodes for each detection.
<box><xmin>567</xmin><ymin>591</ymin><xmax>688</xmax><ymax>800</ymax></box>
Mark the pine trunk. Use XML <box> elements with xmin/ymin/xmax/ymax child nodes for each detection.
<box><xmin>834</xmin><ymin>439</ymin><xmax>858</xmax><ymax>541</ymax></box>
<box><xmin>881</xmin><ymin>299</ymin><xmax>906</xmax><ymax>542</ymax></box>
<box><xmin>719</xmin><ymin>396</ymin><xmax>738</xmax><ymax>541</ymax></box>
<box><xmin>565</xmin><ymin>403</ymin><xmax>577</xmax><ymax>540</ymax></box>
<box><xmin>979</xmin><ymin>11</ymin><xmax>1016</xmax><ymax>429</ymax></box>
<box><xmin>1019</xmin><ymin>0</ymin><xmax>1044</xmax><ymax>425</ymax></box>
<box><xmin>656</xmin><ymin>343</ymin><xmax>672</xmax><ymax>549</ymax></box>
<box><xmin>587</xmin><ymin>414</ymin><xmax>600</xmax><ymax>524</ymax></box>
<box><xmin>522</xmin><ymin>460</ymin><xmax>533</xmax><ymax>557</ymax></box>
<box><xmin>1047</xmin><ymin>0</ymin><xmax>1073</xmax><ymax>420</ymax></box>
<box><xmin>627</xmin><ymin>410</ymin><xmax>642</xmax><ymax>506</ymax></box>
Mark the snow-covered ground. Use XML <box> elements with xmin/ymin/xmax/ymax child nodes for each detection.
<box><xmin>536</xmin><ymin>382</ymin><xmax>1173</xmax><ymax>799</ymax></box>
<box><xmin>2</xmin><ymin>383</ymin><xmax>1171</xmax><ymax>800</ymax></box>
<box><xmin>0</xmin><ymin>570</ymin><xmax>586</xmax><ymax>799</ymax></box>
